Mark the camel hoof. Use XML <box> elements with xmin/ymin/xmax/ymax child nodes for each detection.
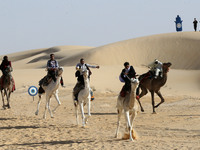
<box><xmin>152</xmin><ymin>112</ymin><xmax>157</xmax><ymax>114</ymax></box>
<box><xmin>51</xmin><ymin>116</ymin><xmax>54</xmax><ymax>118</ymax></box>
<box><xmin>141</xmin><ymin>109</ymin><xmax>144</xmax><ymax>112</ymax></box>
<box><xmin>130</xmin><ymin>138</ymin><xmax>134</xmax><ymax>142</ymax></box>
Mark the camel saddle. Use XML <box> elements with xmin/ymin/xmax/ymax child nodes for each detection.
<box><xmin>139</xmin><ymin>71</ymin><xmax>154</xmax><ymax>83</ymax></box>
<box><xmin>39</xmin><ymin>75</ymin><xmax>52</xmax><ymax>87</ymax></box>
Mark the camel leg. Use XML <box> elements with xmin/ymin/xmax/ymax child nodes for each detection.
<box><xmin>52</xmin><ymin>91</ymin><xmax>61</xmax><ymax>112</ymax></box>
<box><xmin>87</xmin><ymin>97</ymin><xmax>91</xmax><ymax>116</ymax></box>
<box><xmin>85</xmin><ymin>97</ymin><xmax>91</xmax><ymax>124</ymax></box>
<box><xmin>47</xmin><ymin>97</ymin><xmax>54</xmax><ymax>118</ymax></box>
<box><xmin>150</xmin><ymin>91</ymin><xmax>156</xmax><ymax>114</ymax></box>
<box><xmin>1</xmin><ymin>90</ymin><xmax>6</xmax><ymax>109</ymax></box>
<box><xmin>154</xmin><ymin>91</ymin><xmax>165</xmax><ymax>108</ymax></box>
<box><xmin>75</xmin><ymin>104</ymin><xmax>79</xmax><ymax>125</ymax></box>
<box><xmin>130</xmin><ymin>109</ymin><xmax>138</xmax><ymax>140</ymax></box>
<box><xmin>80</xmin><ymin>102</ymin><xmax>86</xmax><ymax>127</ymax></box>
<box><xmin>125</xmin><ymin>111</ymin><xmax>133</xmax><ymax>141</ymax></box>
<box><xmin>115</xmin><ymin>108</ymin><xmax>122</xmax><ymax>138</ymax></box>
<box><xmin>6</xmin><ymin>90</ymin><xmax>11</xmax><ymax>109</ymax></box>
<box><xmin>35</xmin><ymin>95</ymin><xmax>42</xmax><ymax>115</ymax></box>
<box><xmin>137</xmin><ymin>86</ymin><xmax>148</xmax><ymax>112</ymax></box>
<box><xmin>43</xmin><ymin>95</ymin><xmax>51</xmax><ymax>119</ymax></box>
<box><xmin>4</xmin><ymin>89</ymin><xmax>8</xmax><ymax>109</ymax></box>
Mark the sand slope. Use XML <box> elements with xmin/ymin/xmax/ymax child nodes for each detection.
<box><xmin>3</xmin><ymin>32</ymin><xmax>200</xmax><ymax>70</ymax></box>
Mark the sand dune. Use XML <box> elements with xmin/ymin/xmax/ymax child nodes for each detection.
<box><xmin>6</xmin><ymin>45</ymin><xmax>93</xmax><ymax>69</ymax></box>
<box><xmin>80</xmin><ymin>32</ymin><xmax>200</xmax><ymax>70</ymax></box>
<box><xmin>0</xmin><ymin>32</ymin><xmax>200</xmax><ymax>149</ymax></box>
<box><xmin>3</xmin><ymin>32</ymin><xmax>200</xmax><ymax>70</ymax></box>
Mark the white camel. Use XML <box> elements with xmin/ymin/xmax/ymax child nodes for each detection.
<box><xmin>115</xmin><ymin>78</ymin><xmax>139</xmax><ymax>141</ymax></box>
<box><xmin>74</xmin><ymin>70</ymin><xmax>91</xmax><ymax>127</ymax></box>
<box><xmin>35</xmin><ymin>67</ymin><xmax>63</xmax><ymax>119</ymax></box>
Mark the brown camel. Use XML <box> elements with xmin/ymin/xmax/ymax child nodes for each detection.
<box><xmin>136</xmin><ymin>62</ymin><xmax>172</xmax><ymax>113</ymax></box>
<box><xmin>0</xmin><ymin>66</ymin><xmax>15</xmax><ymax>109</ymax></box>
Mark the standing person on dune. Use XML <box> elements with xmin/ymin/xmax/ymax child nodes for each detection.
<box><xmin>193</xmin><ymin>18</ymin><xmax>198</xmax><ymax>31</ymax></box>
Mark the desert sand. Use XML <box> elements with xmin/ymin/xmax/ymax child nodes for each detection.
<box><xmin>0</xmin><ymin>32</ymin><xmax>200</xmax><ymax>149</ymax></box>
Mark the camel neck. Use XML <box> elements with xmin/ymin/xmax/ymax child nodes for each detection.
<box><xmin>160</xmin><ymin>73</ymin><xmax>168</xmax><ymax>86</ymax></box>
<box><xmin>84</xmin><ymin>77</ymin><xmax>90</xmax><ymax>89</ymax></box>
<box><xmin>129</xmin><ymin>85</ymin><xmax>136</xmax><ymax>108</ymax></box>
<box><xmin>55</xmin><ymin>76</ymin><xmax>61</xmax><ymax>85</ymax></box>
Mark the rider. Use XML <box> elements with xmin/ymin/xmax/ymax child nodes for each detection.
<box><xmin>0</xmin><ymin>56</ymin><xmax>12</xmax><ymax>75</ymax></box>
<box><xmin>148</xmin><ymin>59</ymin><xmax>163</xmax><ymax>78</ymax></box>
<box><xmin>47</xmin><ymin>54</ymin><xmax>64</xmax><ymax>86</ymax></box>
<box><xmin>73</xmin><ymin>58</ymin><xmax>99</xmax><ymax>101</ymax></box>
<box><xmin>120</xmin><ymin>62</ymin><xmax>136</xmax><ymax>97</ymax></box>
<box><xmin>0</xmin><ymin>56</ymin><xmax>15</xmax><ymax>91</ymax></box>
<box><xmin>39</xmin><ymin>54</ymin><xmax>64</xmax><ymax>87</ymax></box>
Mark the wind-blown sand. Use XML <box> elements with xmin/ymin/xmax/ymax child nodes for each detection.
<box><xmin>0</xmin><ymin>32</ymin><xmax>200</xmax><ymax>149</ymax></box>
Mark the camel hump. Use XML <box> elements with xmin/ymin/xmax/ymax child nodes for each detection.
<box><xmin>139</xmin><ymin>71</ymin><xmax>153</xmax><ymax>82</ymax></box>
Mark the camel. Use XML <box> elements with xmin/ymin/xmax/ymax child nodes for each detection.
<box><xmin>0</xmin><ymin>66</ymin><xmax>14</xmax><ymax>109</ymax></box>
<box><xmin>136</xmin><ymin>62</ymin><xmax>172</xmax><ymax>113</ymax></box>
<box><xmin>74</xmin><ymin>70</ymin><xmax>91</xmax><ymax>127</ymax></box>
<box><xmin>115</xmin><ymin>78</ymin><xmax>139</xmax><ymax>141</ymax></box>
<box><xmin>35</xmin><ymin>67</ymin><xmax>63</xmax><ymax>119</ymax></box>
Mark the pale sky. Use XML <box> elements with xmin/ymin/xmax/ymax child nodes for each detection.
<box><xmin>0</xmin><ymin>0</ymin><xmax>199</xmax><ymax>55</ymax></box>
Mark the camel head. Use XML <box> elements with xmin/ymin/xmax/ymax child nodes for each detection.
<box><xmin>163</xmin><ymin>62</ymin><xmax>172</xmax><ymax>74</ymax></box>
<box><xmin>4</xmin><ymin>66</ymin><xmax>12</xmax><ymax>76</ymax></box>
<box><xmin>57</xmin><ymin>67</ymin><xmax>63</xmax><ymax>76</ymax></box>
<box><xmin>130</xmin><ymin>78</ymin><xmax>139</xmax><ymax>90</ymax></box>
<box><xmin>82</xmin><ymin>70</ymin><xmax>89</xmax><ymax>79</ymax></box>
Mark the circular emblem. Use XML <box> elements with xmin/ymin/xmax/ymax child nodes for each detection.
<box><xmin>177</xmin><ymin>23</ymin><xmax>182</xmax><ymax>28</ymax></box>
<box><xmin>28</xmin><ymin>86</ymin><xmax>38</xmax><ymax>96</ymax></box>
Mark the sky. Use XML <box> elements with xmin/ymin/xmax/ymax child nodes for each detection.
<box><xmin>0</xmin><ymin>0</ymin><xmax>199</xmax><ymax>55</ymax></box>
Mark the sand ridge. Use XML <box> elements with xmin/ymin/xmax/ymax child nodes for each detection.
<box><xmin>3</xmin><ymin>32</ymin><xmax>200</xmax><ymax>70</ymax></box>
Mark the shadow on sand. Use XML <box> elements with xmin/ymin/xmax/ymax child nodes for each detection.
<box><xmin>0</xmin><ymin>139</ymin><xmax>94</xmax><ymax>148</ymax></box>
<box><xmin>0</xmin><ymin>125</ymin><xmax>43</xmax><ymax>130</ymax></box>
<box><xmin>0</xmin><ymin>118</ymin><xmax>17</xmax><ymax>121</ymax></box>
<box><xmin>91</xmin><ymin>113</ymin><xmax>117</xmax><ymax>116</ymax></box>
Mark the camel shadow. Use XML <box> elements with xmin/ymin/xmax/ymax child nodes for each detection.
<box><xmin>0</xmin><ymin>125</ymin><xmax>43</xmax><ymax>130</ymax></box>
<box><xmin>169</xmin><ymin>115</ymin><xmax>200</xmax><ymax>117</ymax></box>
<box><xmin>0</xmin><ymin>118</ymin><xmax>17</xmax><ymax>121</ymax></box>
<box><xmin>91</xmin><ymin>113</ymin><xmax>117</xmax><ymax>116</ymax></box>
<box><xmin>0</xmin><ymin>139</ymin><xmax>94</xmax><ymax>148</ymax></box>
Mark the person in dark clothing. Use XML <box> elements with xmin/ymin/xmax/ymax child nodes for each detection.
<box><xmin>0</xmin><ymin>56</ymin><xmax>15</xmax><ymax>91</ymax></box>
<box><xmin>193</xmin><ymin>18</ymin><xmax>198</xmax><ymax>31</ymax></box>
<box><xmin>120</xmin><ymin>62</ymin><xmax>136</xmax><ymax>97</ymax></box>
<box><xmin>0</xmin><ymin>56</ymin><xmax>12</xmax><ymax>75</ymax></box>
